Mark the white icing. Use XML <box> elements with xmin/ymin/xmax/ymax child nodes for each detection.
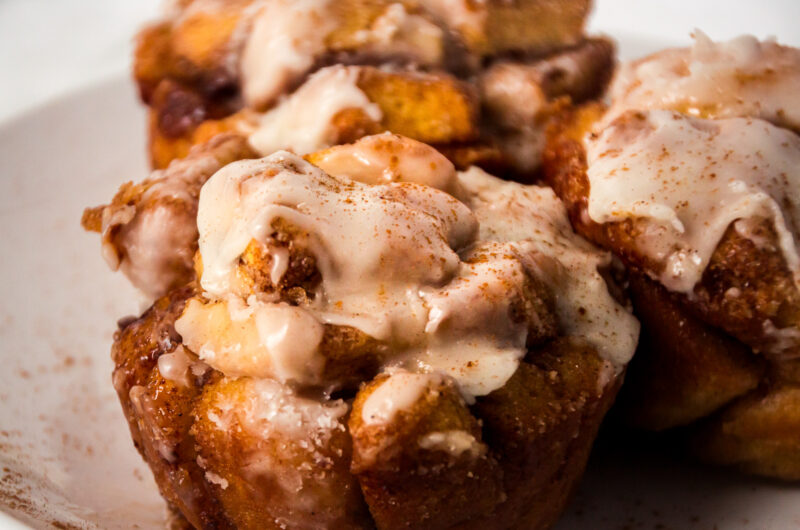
<box><xmin>109</xmin><ymin>205</ymin><xmax>198</xmax><ymax>300</ymax></box>
<box><xmin>361</xmin><ymin>372</ymin><xmax>444</xmax><ymax>425</ymax></box>
<box><xmin>240</xmin><ymin>0</ymin><xmax>335</xmax><ymax>109</ymax></box>
<box><xmin>239</xmin><ymin>1</ymin><xmax>446</xmax><ymax>109</ymax></box>
<box><xmin>763</xmin><ymin>320</ymin><xmax>800</xmax><ymax>359</ymax></box>
<box><xmin>206</xmin><ymin>398</ymin><xmax>235</xmax><ymax>432</ymax></box>
<box><xmin>100</xmin><ymin>205</ymin><xmax>135</xmax><ymax>271</ymax></box>
<box><xmin>606</xmin><ymin>31</ymin><xmax>800</xmax><ymax>130</ymax></box>
<box><xmin>309</xmin><ymin>133</ymin><xmax>462</xmax><ymax>195</ymax></box>
<box><xmin>176</xmin><ymin>297</ymin><xmax>325</xmax><ymax>385</ymax></box>
<box><xmin>418</xmin><ymin>430</ymin><xmax>483</xmax><ymax>457</ymax></box>
<box><xmin>181</xmin><ymin>140</ymin><xmax>638</xmax><ymax>401</ymax></box>
<box><xmin>479</xmin><ymin>61</ymin><xmax>548</xmax><ymax>130</ymax></box>
<box><xmin>129</xmin><ymin>386</ymin><xmax>176</xmax><ymax>463</ymax></box>
<box><xmin>98</xmin><ymin>151</ymin><xmax>221</xmax><ymax>299</ymax></box>
<box><xmin>405</xmin><ymin>338</ymin><xmax>525</xmax><ymax>401</ymax></box>
<box><xmin>251</xmin><ymin>301</ymin><xmax>326</xmax><ymax>383</ymax></box>
<box><xmin>204</xmin><ymin>471</ymin><xmax>229</xmax><ymax>490</ymax></box>
<box><xmin>412</xmin><ymin>242</ymin><xmax>542</xmax><ymax>398</ymax></box>
<box><xmin>196</xmin><ymin>151</ymin><xmax>476</xmax><ymax>343</ymax></box>
<box><xmin>203</xmin><ymin>377</ymin><xmax>348</xmax><ymax>502</ymax></box>
<box><xmin>269</xmin><ymin>246</ymin><xmax>290</xmax><ymax>285</ymax></box>
<box><xmin>478</xmin><ymin>50</ymin><xmax>592</xmax><ymax>171</ymax></box>
<box><xmin>156</xmin><ymin>345</ymin><xmax>193</xmax><ymax>387</ymax></box>
<box><xmin>234</xmin><ymin>378</ymin><xmax>348</xmax><ymax>442</ymax></box>
<box><xmin>586</xmin><ymin>110</ymin><xmax>800</xmax><ymax>294</ymax></box>
<box><xmin>458</xmin><ymin>167</ymin><xmax>640</xmax><ymax>370</ymax></box>
<box><xmin>248</xmin><ymin>65</ymin><xmax>382</xmax><ymax>156</ymax></box>
<box><xmin>213</xmin><ymin>378</ymin><xmax>355</xmax><ymax>528</ymax></box>
<box><xmin>596</xmin><ymin>359</ymin><xmax>616</xmax><ymax>394</ymax></box>
<box><xmin>351</xmin><ymin>3</ymin><xmax>444</xmax><ymax>65</ymax></box>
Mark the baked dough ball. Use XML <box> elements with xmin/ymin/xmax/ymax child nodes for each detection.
<box><xmin>109</xmin><ymin>134</ymin><xmax>639</xmax><ymax>528</ymax></box>
<box><xmin>82</xmin><ymin>134</ymin><xmax>257</xmax><ymax>298</ymax></box>
<box><xmin>542</xmin><ymin>33</ymin><xmax>800</xmax><ymax>479</ymax></box>
<box><xmin>133</xmin><ymin>0</ymin><xmax>613</xmax><ymax>175</ymax></box>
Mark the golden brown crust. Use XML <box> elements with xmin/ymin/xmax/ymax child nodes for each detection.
<box><xmin>134</xmin><ymin>0</ymin><xmax>612</xmax><ymax>174</ymax></box>
<box><xmin>147</xmin><ymin>80</ymin><xmax>251</xmax><ymax>169</ymax></box>
<box><xmin>112</xmin><ymin>285</ymin><xmax>623</xmax><ymax>528</ymax></box>
<box><xmin>618</xmin><ymin>273</ymin><xmax>764</xmax><ymax>430</ymax></box>
<box><xmin>690</xmin><ymin>384</ymin><xmax>800</xmax><ymax>480</ymax></box>
<box><xmin>133</xmin><ymin>4</ymin><xmax>246</xmax><ymax>105</ymax></box>
<box><xmin>133</xmin><ymin>0</ymin><xmax>593</xmax><ymax>106</ymax></box>
<box><xmin>357</xmin><ymin>67</ymin><xmax>480</xmax><ymax>145</ymax></box>
<box><xmin>430</xmin><ymin>142</ymin><xmax>508</xmax><ymax>173</ymax></box>
<box><xmin>238</xmin><ymin>227</ymin><xmax>321</xmax><ymax>300</ymax></box>
<box><xmin>191</xmin><ymin>379</ymin><xmax>372</xmax><ymax>529</ymax></box>
<box><xmin>542</xmin><ymin>105</ymin><xmax>800</xmax><ymax>356</ymax></box>
<box><xmin>467</xmin><ymin>338</ymin><xmax>620</xmax><ymax>530</ymax></box>
<box><xmin>111</xmin><ymin>284</ymin><xmax>234</xmax><ymax>529</ymax></box>
<box><xmin>431</xmin><ymin>0</ymin><xmax>591</xmax><ymax>59</ymax></box>
<box><xmin>143</xmin><ymin>38</ymin><xmax>616</xmax><ymax>174</ymax></box>
<box><xmin>134</xmin><ymin>22</ymin><xmax>176</xmax><ymax>104</ymax></box>
<box><xmin>146</xmin><ymin>66</ymin><xmax>483</xmax><ymax>170</ymax></box>
<box><xmin>350</xmin><ymin>376</ymin><xmax>504</xmax><ymax>529</ymax></box>
<box><xmin>480</xmin><ymin>38</ymin><xmax>615</xmax><ymax>132</ymax></box>
<box><xmin>104</xmin><ymin>7</ymin><xmax>627</xmax><ymax>517</ymax></box>
<box><xmin>114</xmin><ymin>286</ymin><xmax>374</xmax><ymax>529</ymax></box>
<box><xmin>542</xmin><ymin>104</ymin><xmax>800</xmax><ymax>479</ymax></box>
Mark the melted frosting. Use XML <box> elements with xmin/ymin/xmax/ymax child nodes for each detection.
<box><xmin>176</xmin><ymin>297</ymin><xmax>326</xmax><ymax>384</ymax></box>
<box><xmin>309</xmin><ymin>133</ymin><xmax>463</xmax><ymax>195</ymax></box>
<box><xmin>200</xmin><ymin>378</ymin><xmax>367</xmax><ymax>529</ymax></box>
<box><xmin>458</xmin><ymin>167</ymin><xmax>640</xmax><ymax>368</ymax></box>
<box><xmin>418</xmin><ymin>430</ymin><xmax>483</xmax><ymax>457</ymax></box>
<box><xmin>349</xmin><ymin>3</ymin><xmax>444</xmax><ymax>65</ymax></box>
<box><xmin>156</xmin><ymin>345</ymin><xmax>210</xmax><ymax>387</ymax></box>
<box><xmin>239</xmin><ymin>1</ymin><xmax>446</xmax><ymax>110</ymax></box>
<box><xmin>361</xmin><ymin>372</ymin><xmax>444</xmax><ymax>425</ymax></box>
<box><xmin>241</xmin><ymin>0</ymin><xmax>335</xmax><ymax>109</ymax></box>
<box><xmin>605</xmin><ymin>32</ymin><xmax>800</xmax><ymax>131</ymax></box>
<box><xmin>178</xmin><ymin>138</ymin><xmax>638</xmax><ymax>400</ymax></box>
<box><xmin>99</xmin><ymin>150</ymin><xmax>222</xmax><ymax>299</ymax></box>
<box><xmin>248</xmin><ymin>65</ymin><xmax>382</xmax><ymax>156</ymax></box>
<box><xmin>194</xmin><ymin>152</ymin><xmax>475</xmax><ymax>343</ymax></box>
<box><xmin>586</xmin><ymin>110</ymin><xmax>800</xmax><ymax>294</ymax></box>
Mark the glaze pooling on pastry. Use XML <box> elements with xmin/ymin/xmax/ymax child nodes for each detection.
<box><xmin>176</xmin><ymin>297</ymin><xmax>327</xmax><ymax>383</ymax></box>
<box><xmin>178</xmin><ymin>139</ymin><xmax>638</xmax><ymax>400</ymax></box>
<box><xmin>240</xmin><ymin>0</ymin><xmax>445</xmax><ymax>109</ymax></box>
<box><xmin>459</xmin><ymin>167</ymin><xmax>640</xmax><ymax>369</ymax></box>
<box><xmin>99</xmin><ymin>148</ymin><xmax>226</xmax><ymax>299</ymax></box>
<box><xmin>241</xmin><ymin>0</ymin><xmax>336</xmax><ymax>108</ymax></box>
<box><xmin>348</xmin><ymin>2</ymin><xmax>445</xmax><ymax>65</ymax></box>
<box><xmin>361</xmin><ymin>371</ymin><xmax>445</xmax><ymax>425</ymax></box>
<box><xmin>605</xmin><ymin>31</ymin><xmax>800</xmax><ymax>131</ymax></box>
<box><xmin>248</xmin><ymin>65</ymin><xmax>383</xmax><ymax>156</ymax></box>
<box><xmin>195</xmin><ymin>152</ymin><xmax>476</xmax><ymax>342</ymax></box>
<box><xmin>309</xmin><ymin>133</ymin><xmax>463</xmax><ymax>195</ymax></box>
<box><xmin>418</xmin><ymin>430</ymin><xmax>483</xmax><ymax>457</ymax></box>
<box><xmin>585</xmin><ymin>109</ymin><xmax>800</xmax><ymax>294</ymax></box>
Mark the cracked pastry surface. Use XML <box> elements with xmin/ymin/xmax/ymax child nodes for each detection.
<box><xmin>107</xmin><ymin>134</ymin><xmax>638</xmax><ymax>529</ymax></box>
<box><xmin>542</xmin><ymin>33</ymin><xmax>800</xmax><ymax>479</ymax></box>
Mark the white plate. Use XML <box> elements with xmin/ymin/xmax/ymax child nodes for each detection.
<box><xmin>0</xmin><ymin>37</ymin><xmax>799</xmax><ymax>529</ymax></box>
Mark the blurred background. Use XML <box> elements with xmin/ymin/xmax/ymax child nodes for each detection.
<box><xmin>0</xmin><ymin>0</ymin><xmax>798</xmax><ymax>123</ymax></box>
